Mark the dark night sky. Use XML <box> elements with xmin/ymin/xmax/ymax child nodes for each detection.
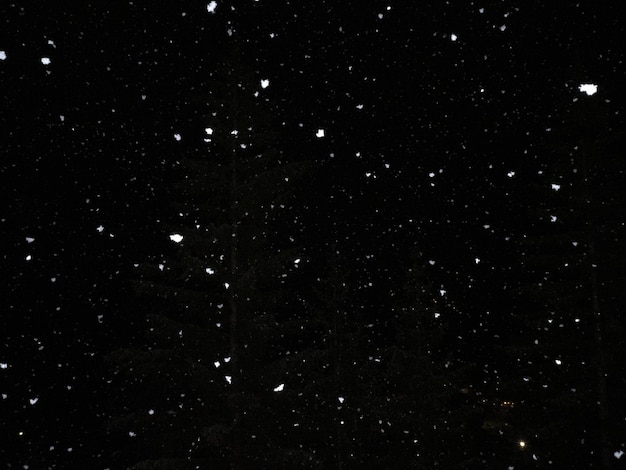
<box><xmin>2</xmin><ymin>2</ymin><xmax>626</xmax><ymax>468</ymax></box>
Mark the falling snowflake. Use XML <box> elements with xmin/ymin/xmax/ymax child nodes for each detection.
<box><xmin>169</xmin><ymin>233</ymin><xmax>183</xmax><ymax>243</ymax></box>
<box><xmin>578</xmin><ymin>83</ymin><xmax>598</xmax><ymax>96</ymax></box>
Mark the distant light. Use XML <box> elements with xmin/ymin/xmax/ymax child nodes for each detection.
<box><xmin>205</xmin><ymin>127</ymin><xmax>213</xmax><ymax>135</ymax></box>
<box><xmin>615</xmin><ymin>450</ymin><xmax>624</xmax><ymax>459</ymax></box>
<box><xmin>207</xmin><ymin>1</ymin><xmax>217</xmax><ymax>14</ymax></box>
<box><xmin>0</xmin><ymin>51</ymin><xmax>6</xmax><ymax>60</ymax></box>
<box><xmin>174</xmin><ymin>133</ymin><xmax>182</xmax><ymax>141</ymax></box>
<box><xmin>41</xmin><ymin>57</ymin><xmax>51</xmax><ymax>65</ymax></box>
<box><xmin>260</xmin><ymin>79</ymin><xmax>270</xmax><ymax>89</ymax></box>
<box><xmin>519</xmin><ymin>440</ymin><xmax>526</xmax><ymax>448</ymax></box>
<box><xmin>316</xmin><ymin>129</ymin><xmax>325</xmax><ymax>138</ymax></box>
<box><xmin>225</xmin><ymin>375</ymin><xmax>232</xmax><ymax>384</ymax></box>
<box><xmin>555</xmin><ymin>359</ymin><xmax>562</xmax><ymax>365</ymax></box>
<box><xmin>29</xmin><ymin>397</ymin><xmax>39</xmax><ymax>405</ymax></box>
<box><xmin>169</xmin><ymin>233</ymin><xmax>183</xmax><ymax>243</ymax></box>
<box><xmin>273</xmin><ymin>383</ymin><xmax>285</xmax><ymax>392</ymax></box>
<box><xmin>579</xmin><ymin>83</ymin><xmax>598</xmax><ymax>96</ymax></box>
<box><xmin>551</xmin><ymin>183</ymin><xmax>561</xmax><ymax>191</ymax></box>
<box><xmin>450</xmin><ymin>33</ymin><xmax>458</xmax><ymax>41</ymax></box>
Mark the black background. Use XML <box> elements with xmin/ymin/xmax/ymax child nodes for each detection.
<box><xmin>2</xmin><ymin>2</ymin><xmax>626</xmax><ymax>468</ymax></box>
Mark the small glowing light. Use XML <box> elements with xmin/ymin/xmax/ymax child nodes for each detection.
<box><xmin>273</xmin><ymin>383</ymin><xmax>285</xmax><ymax>392</ymax></box>
<box><xmin>519</xmin><ymin>440</ymin><xmax>526</xmax><ymax>448</ymax></box>
<box><xmin>450</xmin><ymin>33</ymin><xmax>458</xmax><ymax>41</ymax></box>
<box><xmin>169</xmin><ymin>233</ymin><xmax>183</xmax><ymax>243</ymax></box>
<box><xmin>260</xmin><ymin>79</ymin><xmax>270</xmax><ymax>89</ymax></box>
<box><xmin>316</xmin><ymin>129</ymin><xmax>325</xmax><ymax>138</ymax></box>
